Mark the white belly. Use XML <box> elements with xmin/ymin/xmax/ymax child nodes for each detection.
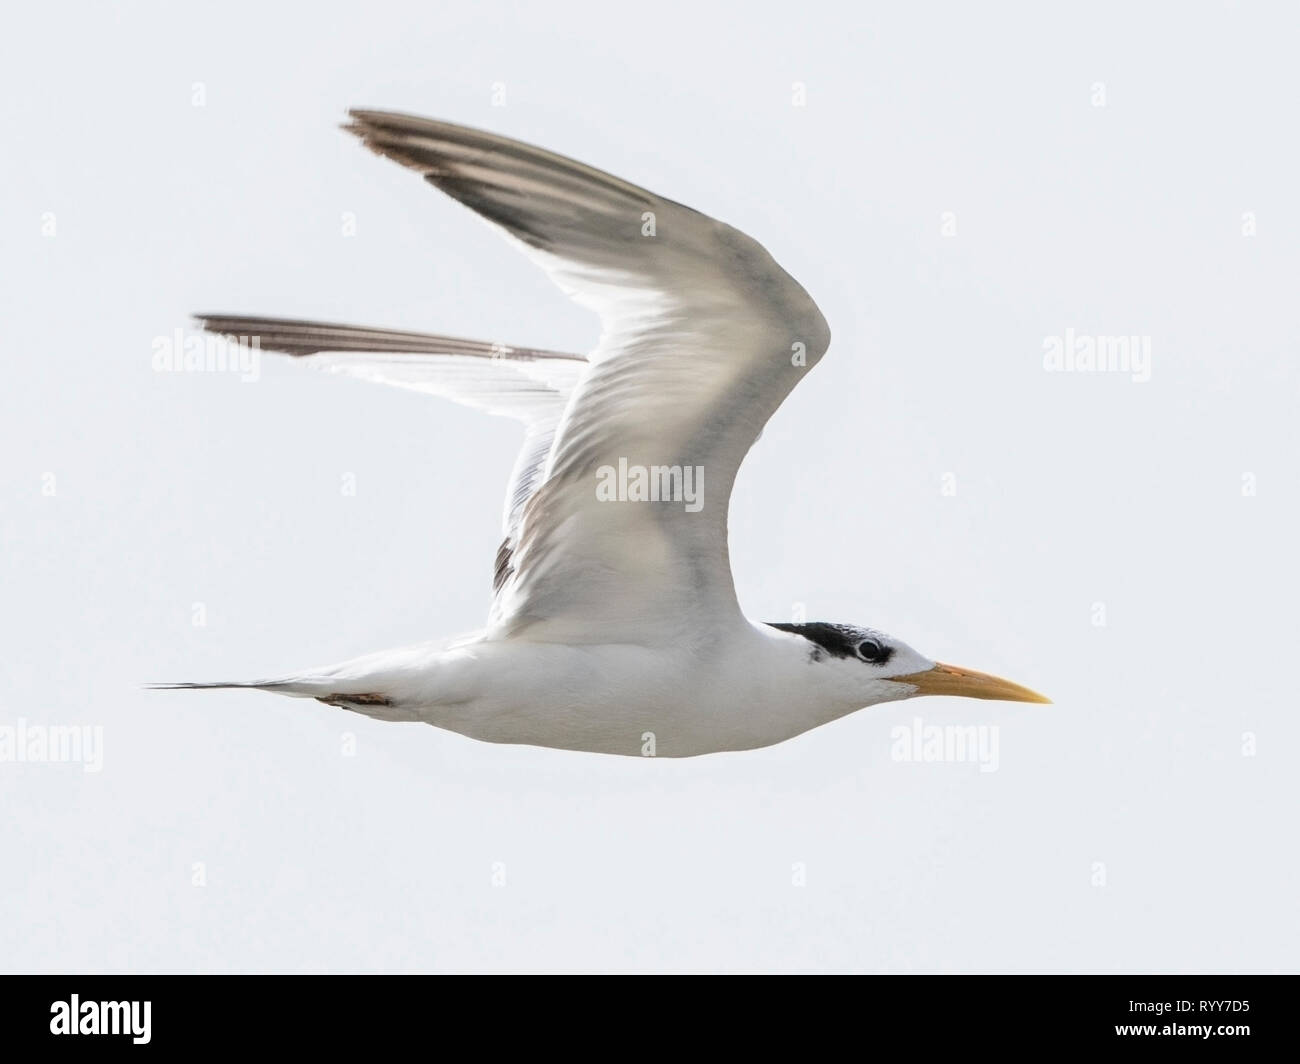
<box><xmin>401</xmin><ymin>634</ymin><xmax>828</xmax><ymax>757</ymax></box>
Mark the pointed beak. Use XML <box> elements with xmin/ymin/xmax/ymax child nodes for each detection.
<box><xmin>892</xmin><ymin>662</ymin><xmax>1051</xmax><ymax>704</ymax></box>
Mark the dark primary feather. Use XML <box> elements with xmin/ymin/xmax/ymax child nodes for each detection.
<box><xmin>194</xmin><ymin>315</ymin><xmax>577</xmax><ymax>363</ymax></box>
<box><xmin>342</xmin><ymin>109</ymin><xmax>661</xmax><ymax>261</ymax></box>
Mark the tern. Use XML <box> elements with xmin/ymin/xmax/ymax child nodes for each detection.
<box><xmin>158</xmin><ymin>110</ymin><xmax>1049</xmax><ymax>757</ymax></box>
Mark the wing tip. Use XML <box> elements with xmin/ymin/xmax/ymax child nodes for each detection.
<box><xmin>189</xmin><ymin>313</ymin><xmax>587</xmax><ymax>364</ymax></box>
<box><xmin>340</xmin><ymin>112</ymin><xmax>443</xmax><ymax>176</ymax></box>
<box><xmin>343</xmin><ymin>107</ymin><xmax>462</xmax><ymax>136</ymax></box>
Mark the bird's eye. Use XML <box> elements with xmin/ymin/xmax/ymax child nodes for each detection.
<box><xmin>858</xmin><ymin>639</ymin><xmax>887</xmax><ymax>663</ymax></box>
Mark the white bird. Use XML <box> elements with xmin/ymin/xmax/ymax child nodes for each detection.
<box><xmin>158</xmin><ymin>110</ymin><xmax>1048</xmax><ymax>757</ymax></box>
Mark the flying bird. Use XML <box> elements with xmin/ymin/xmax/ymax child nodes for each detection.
<box><xmin>158</xmin><ymin>110</ymin><xmax>1048</xmax><ymax>756</ymax></box>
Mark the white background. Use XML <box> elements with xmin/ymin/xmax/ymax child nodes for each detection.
<box><xmin>2</xmin><ymin>0</ymin><xmax>1296</xmax><ymax>972</ymax></box>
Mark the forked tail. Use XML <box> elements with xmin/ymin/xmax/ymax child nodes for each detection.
<box><xmin>145</xmin><ymin>680</ymin><xmax>307</xmax><ymax>694</ymax></box>
<box><xmin>146</xmin><ymin>678</ymin><xmax>421</xmax><ymax>723</ymax></box>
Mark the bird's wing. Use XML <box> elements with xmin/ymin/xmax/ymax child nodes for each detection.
<box><xmin>343</xmin><ymin>110</ymin><xmax>831</xmax><ymax>643</ymax></box>
<box><xmin>194</xmin><ymin>315</ymin><xmax>587</xmax><ymax>548</ymax></box>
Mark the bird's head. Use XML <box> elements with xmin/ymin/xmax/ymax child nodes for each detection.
<box><xmin>766</xmin><ymin>622</ymin><xmax>1049</xmax><ymax>707</ymax></box>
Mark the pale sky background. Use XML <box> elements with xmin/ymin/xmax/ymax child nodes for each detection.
<box><xmin>1</xmin><ymin>0</ymin><xmax>1296</xmax><ymax>972</ymax></box>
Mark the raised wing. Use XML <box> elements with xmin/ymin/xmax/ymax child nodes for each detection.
<box><xmin>194</xmin><ymin>315</ymin><xmax>586</xmax><ymax>547</ymax></box>
<box><xmin>343</xmin><ymin>111</ymin><xmax>831</xmax><ymax>644</ymax></box>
